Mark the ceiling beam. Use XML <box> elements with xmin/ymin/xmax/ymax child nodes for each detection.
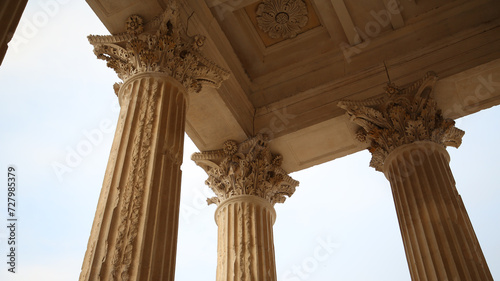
<box><xmin>382</xmin><ymin>0</ymin><xmax>405</xmax><ymax>29</ymax></box>
<box><xmin>205</xmin><ymin>0</ymin><xmax>257</xmax><ymax>10</ymax></box>
<box><xmin>329</xmin><ymin>0</ymin><xmax>361</xmax><ymax>45</ymax></box>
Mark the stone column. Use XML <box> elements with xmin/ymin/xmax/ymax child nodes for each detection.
<box><xmin>79</xmin><ymin>4</ymin><xmax>228</xmax><ymax>281</ymax></box>
<box><xmin>338</xmin><ymin>72</ymin><xmax>493</xmax><ymax>281</ymax></box>
<box><xmin>0</xmin><ymin>0</ymin><xmax>28</xmax><ymax>66</ymax></box>
<box><xmin>192</xmin><ymin>135</ymin><xmax>299</xmax><ymax>281</ymax></box>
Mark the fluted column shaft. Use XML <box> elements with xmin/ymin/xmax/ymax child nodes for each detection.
<box><xmin>79</xmin><ymin>73</ymin><xmax>187</xmax><ymax>281</ymax></box>
<box><xmin>384</xmin><ymin>141</ymin><xmax>493</xmax><ymax>281</ymax></box>
<box><xmin>81</xmin><ymin>5</ymin><xmax>228</xmax><ymax>280</ymax></box>
<box><xmin>215</xmin><ymin>195</ymin><xmax>277</xmax><ymax>281</ymax></box>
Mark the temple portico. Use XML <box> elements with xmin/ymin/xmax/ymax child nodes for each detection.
<box><xmin>72</xmin><ymin>0</ymin><xmax>500</xmax><ymax>278</ymax></box>
<box><xmin>3</xmin><ymin>0</ymin><xmax>496</xmax><ymax>280</ymax></box>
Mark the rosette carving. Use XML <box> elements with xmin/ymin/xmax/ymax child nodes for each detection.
<box><xmin>256</xmin><ymin>0</ymin><xmax>309</xmax><ymax>39</ymax></box>
<box><xmin>125</xmin><ymin>15</ymin><xmax>144</xmax><ymax>35</ymax></box>
<box><xmin>87</xmin><ymin>1</ymin><xmax>229</xmax><ymax>93</ymax></box>
<box><xmin>191</xmin><ymin>134</ymin><xmax>299</xmax><ymax>205</ymax></box>
<box><xmin>338</xmin><ymin>72</ymin><xmax>465</xmax><ymax>171</ymax></box>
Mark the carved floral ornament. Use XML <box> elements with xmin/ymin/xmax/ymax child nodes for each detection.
<box><xmin>191</xmin><ymin>134</ymin><xmax>299</xmax><ymax>206</ymax></box>
<box><xmin>87</xmin><ymin>1</ymin><xmax>229</xmax><ymax>93</ymax></box>
<box><xmin>256</xmin><ymin>0</ymin><xmax>309</xmax><ymax>39</ymax></box>
<box><xmin>337</xmin><ymin>72</ymin><xmax>465</xmax><ymax>171</ymax></box>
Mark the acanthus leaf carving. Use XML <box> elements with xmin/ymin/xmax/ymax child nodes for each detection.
<box><xmin>191</xmin><ymin>134</ymin><xmax>299</xmax><ymax>206</ymax></box>
<box><xmin>338</xmin><ymin>72</ymin><xmax>465</xmax><ymax>171</ymax></box>
<box><xmin>88</xmin><ymin>1</ymin><xmax>229</xmax><ymax>93</ymax></box>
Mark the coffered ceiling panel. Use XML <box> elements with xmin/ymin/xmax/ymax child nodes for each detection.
<box><xmin>243</xmin><ymin>0</ymin><xmax>322</xmax><ymax>47</ymax></box>
<box><xmin>208</xmin><ymin>0</ymin><xmax>335</xmax><ymax>80</ymax></box>
<box><xmin>342</xmin><ymin>0</ymin><xmax>392</xmax><ymax>33</ymax></box>
<box><xmin>206</xmin><ymin>0</ymin><xmax>500</xmax><ymax>111</ymax></box>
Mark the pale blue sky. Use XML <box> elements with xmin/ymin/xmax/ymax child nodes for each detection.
<box><xmin>0</xmin><ymin>1</ymin><xmax>498</xmax><ymax>280</ymax></box>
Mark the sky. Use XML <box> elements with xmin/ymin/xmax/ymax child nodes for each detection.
<box><xmin>0</xmin><ymin>1</ymin><xmax>499</xmax><ymax>280</ymax></box>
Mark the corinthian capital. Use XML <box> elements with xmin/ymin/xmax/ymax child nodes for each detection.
<box><xmin>191</xmin><ymin>134</ymin><xmax>299</xmax><ymax>206</ymax></box>
<box><xmin>338</xmin><ymin>72</ymin><xmax>464</xmax><ymax>171</ymax></box>
<box><xmin>87</xmin><ymin>1</ymin><xmax>229</xmax><ymax>93</ymax></box>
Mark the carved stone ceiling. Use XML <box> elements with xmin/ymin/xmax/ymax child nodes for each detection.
<box><xmin>208</xmin><ymin>0</ymin><xmax>493</xmax><ymax>107</ymax></box>
<box><xmin>86</xmin><ymin>0</ymin><xmax>500</xmax><ymax>173</ymax></box>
